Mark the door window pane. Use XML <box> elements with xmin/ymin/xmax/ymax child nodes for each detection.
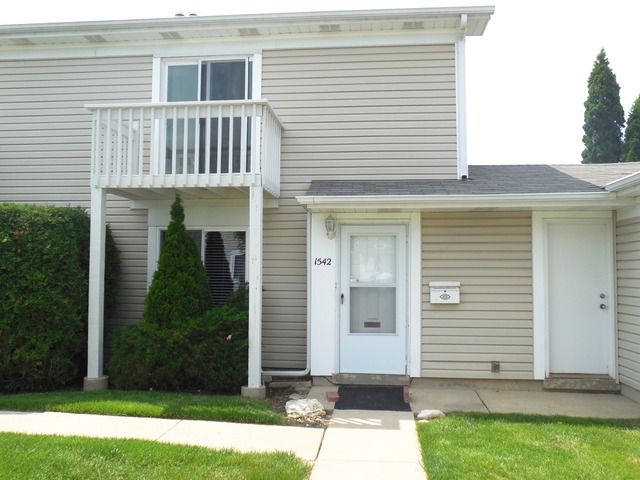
<box><xmin>350</xmin><ymin>287</ymin><xmax>396</xmax><ymax>334</ymax></box>
<box><xmin>202</xmin><ymin>61</ymin><xmax>248</xmax><ymax>101</ymax></box>
<box><xmin>350</xmin><ymin>235</ymin><xmax>396</xmax><ymax>284</ymax></box>
<box><xmin>349</xmin><ymin>234</ymin><xmax>397</xmax><ymax>335</ymax></box>
<box><xmin>167</xmin><ymin>65</ymin><xmax>198</xmax><ymax>101</ymax></box>
<box><xmin>165</xmin><ymin>60</ymin><xmax>252</xmax><ymax>175</ymax></box>
<box><xmin>166</xmin><ymin>65</ymin><xmax>198</xmax><ymax>174</ymax></box>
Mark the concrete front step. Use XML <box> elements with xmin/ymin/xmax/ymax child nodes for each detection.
<box><xmin>543</xmin><ymin>375</ymin><xmax>620</xmax><ymax>392</ymax></box>
<box><xmin>330</xmin><ymin>374</ymin><xmax>411</xmax><ymax>386</ymax></box>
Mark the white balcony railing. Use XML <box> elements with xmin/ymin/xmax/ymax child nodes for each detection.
<box><xmin>88</xmin><ymin>100</ymin><xmax>282</xmax><ymax>197</ymax></box>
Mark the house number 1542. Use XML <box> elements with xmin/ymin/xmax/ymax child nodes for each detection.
<box><xmin>314</xmin><ymin>257</ymin><xmax>332</xmax><ymax>266</ymax></box>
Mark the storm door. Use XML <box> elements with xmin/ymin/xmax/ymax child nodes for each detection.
<box><xmin>339</xmin><ymin>225</ymin><xmax>407</xmax><ymax>374</ymax></box>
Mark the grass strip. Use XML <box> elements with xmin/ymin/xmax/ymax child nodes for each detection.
<box><xmin>0</xmin><ymin>390</ymin><xmax>285</xmax><ymax>425</ymax></box>
<box><xmin>0</xmin><ymin>432</ymin><xmax>311</xmax><ymax>480</ymax></box>
<box><xmin>418</xmin><ymin>412</ymin><xmax>640</xmax><ymax>480</ymax></box>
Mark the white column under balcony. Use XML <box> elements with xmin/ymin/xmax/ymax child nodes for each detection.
<box><xmin>242</xmin><ymin>185</ymin><xmax>266</xmax><ymax>398</ymax></box>
<box><xmin>84</xmin><ymin>187</ymin><xmax>108</xmax><ymax>391</ymax></box>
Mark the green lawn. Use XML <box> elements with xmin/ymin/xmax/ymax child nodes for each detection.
<box><xmin>418</xmin><ymin>412</ymin><xmax>640</xmax><ymax>480</ymax></box>
<box><xmin>0</xmin><ymin>390</ymin><xmax>285</xmax><ymax>425</ymax></box>
<box><xmin>0</xmin><ymin>432</ymin><xmax>311</xmax><ymax>480</ymax></box>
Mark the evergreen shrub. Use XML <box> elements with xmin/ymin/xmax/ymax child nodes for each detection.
<box><xmin>110</xmin><ymin>196</ymin><xmax>249</xmax><ymax>394</ymax></box>
<box><xmin>143</xmin><ymin>195</ymin><xmax>210</xmax><ymax>327</ymax></box>
<box><xmin>109</xmin><ymin>300</ymin><xmax>248</xmax><ymax>394</ymax></box>
<box><xmin>0</xmin><ymin>204</ymin><xmax>120</xmax><ymax>392</ymax></box>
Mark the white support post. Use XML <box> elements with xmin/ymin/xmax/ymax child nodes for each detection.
<box><xmin>242</xmin><ymin>185</ymin><xmax>266</xmax><ymax>398</ymax></box>
<box><xmin>84</xmin><ymin>187</ymin><xmax>108</xmax><ymax>391</ymax></box>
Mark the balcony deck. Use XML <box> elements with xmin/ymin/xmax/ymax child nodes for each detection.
<box><xmin>87</xmin><ymin>100</ymin><xmax>282</xmax><ymax>199</ymax></box>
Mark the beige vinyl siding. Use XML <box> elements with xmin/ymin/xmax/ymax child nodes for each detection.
<box><xmin>260</xmin><ymin>44</ymin><xmax>457</xmax><ymax>369</ymax></box>
<box><xmin>262</xmin><ymin>197</ymin><xmax>309</xmax><ymax>369</ymax></box>
<box><xmin>263</xmin><ymin>44</ymin><xmax>458</xmax><ymax>181</ymax></box>
<box><xmin>421</xmin><ymin>212</ymin><xmax>533</xmax><ymax>379</ymax></box>
<box><xmin>616</xmin><ymin>217</ymin><xmax>640</xmax><ymax>392</ymax></box>
<box><xmin>0</xmin><ymin>55</ymin><xmax>153</xmax><ymax>333</ymax></box>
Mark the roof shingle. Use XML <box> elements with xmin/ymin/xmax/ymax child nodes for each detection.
<box><xmin>303</xmin><ymin>163</ymin><xmax>640</xmax><ymax>197</ymax></box>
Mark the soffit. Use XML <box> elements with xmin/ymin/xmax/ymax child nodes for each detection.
<box><xmin>0</xmin><ymin>7</ymin><xmax>494</xmax><ymax>48</ymax></box>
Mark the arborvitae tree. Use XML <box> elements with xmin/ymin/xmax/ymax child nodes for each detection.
<box><xmin>581</xmin><ymin>48</ymin><xmax>625</xmax><ymax>164</ymax></box>
<box><xmin>143</xmin><ymin>195</ymin><xmax>210</xmax><ymax>326</ymax></box>
<box><xmin>622</xmin><ymin>95</ymin><xmax>640</xmax><ymax>163</ymax></box>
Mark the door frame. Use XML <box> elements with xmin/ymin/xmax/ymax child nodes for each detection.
<box><xmin>307</xmin><ymin>212</ymin><xmax>421</xmax><ymax>377</ymax></box>
<box><xmin>532</xmin><ymin>211</ymin><xmax>617</xmax><ymax>379</ymax></box>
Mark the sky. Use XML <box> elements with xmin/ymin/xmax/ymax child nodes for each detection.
<box><xmin>2</xmin><ymin>0</ymin><xmax>639</xmax><ymax>165</ymax></box>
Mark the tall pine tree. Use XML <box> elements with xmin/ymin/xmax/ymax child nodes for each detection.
<box><xmin>622</xmin><ymin>95</ymin><xmax>640</xmax><ymax>163</ymax></box>
<box><xmin>581</xmin><ymin>48</ymin><xmax>625</xmax><ymax>164</ymax></box>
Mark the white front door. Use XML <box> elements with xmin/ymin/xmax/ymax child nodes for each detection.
<box><xmin>546</xmin><ymin>220</ymin><xmax>614</xmax><ymax>375</ymax></box>
<box><xmin>339</xmin><ymin>225</ymin><xmax>407</xmax><ymax>374</ymax></box>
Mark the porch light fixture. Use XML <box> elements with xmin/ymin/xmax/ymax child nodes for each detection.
<box><xmin>325</xmin><ymin>215</ymin><xmax>337</xmax><ymax>239</ymax></box>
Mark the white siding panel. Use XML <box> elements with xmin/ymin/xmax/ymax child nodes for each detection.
<box><xmin>0</xmin><ymin>56</ymin><xmax>153</xmax><ymax>343</ymax></box>
<box><xmin>421</xmin><ymin>212</ymin><xmax>534</xmax><ymax>379</ymax></box>
<box><xmin>616</xmin><ymin>217</ymin><xmax>640</xmax><ymax>391</ymax></box>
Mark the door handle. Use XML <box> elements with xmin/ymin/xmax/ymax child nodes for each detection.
<box><xmin>341</xmin><ymin>293</ymin><xmax>344</xmax><ymax>305</ymax></box>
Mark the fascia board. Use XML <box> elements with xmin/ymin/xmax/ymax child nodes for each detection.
<box><xmin>0</xmin><ymin>6</ymin><xmax>495</xmax><ymax>46</ymax></box>
<box><xmin>296</xmin><ymin>192</ymin><xmax>630</xmax><ymax>212</ymax></box>
<box><xmin>605</xmin><ymin>171</ymin><xmax>640</xmax><ymax>196</ymax></box>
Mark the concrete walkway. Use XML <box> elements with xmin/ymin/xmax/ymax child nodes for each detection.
<box><xmin>408</xmin><ymin>388</ymin><xmax>640</xmax><ymax>419</ymax></box>
<box><xmin>311</xmin><ymin>409</ymin><xmax>425</xmax><ymax>480</ymax></box>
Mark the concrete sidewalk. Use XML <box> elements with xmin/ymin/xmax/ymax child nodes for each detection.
<box><xmin>0</xmin><ymin>410</ymin><xmax>324</xmax><ymax>462</ymax></box>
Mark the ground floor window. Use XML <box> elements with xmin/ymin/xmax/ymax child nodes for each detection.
<box><xmin>160</xmin><ymin>229</ymin><xmax>246</xmax><ymax>306</ymax></box>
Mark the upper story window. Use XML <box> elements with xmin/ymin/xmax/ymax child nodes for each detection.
<box><xmin>166</xmin><ymin>59</ymin><xmax>253</xmax><ymax>102</ymax></box>
<box><xmin>162</xmin><ymin>58</ymin><xmax>254</xmax><ymax>175</ymax></box>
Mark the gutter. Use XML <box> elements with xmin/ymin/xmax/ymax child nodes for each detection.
<box><xmin>296</xmin><ymin>191</ymin><xmax>629</xmax><ymax>211</ymax></box>
<box><xmin>605</xmin><ymin>171</ymin><xmax>640</xmax><ymax>195</ymax></box>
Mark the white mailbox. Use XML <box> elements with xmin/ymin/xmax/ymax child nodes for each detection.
<box><xmin>429</xmin><ymin>281</ymin><xmax>461</xmax><ymax>304</ymax></box>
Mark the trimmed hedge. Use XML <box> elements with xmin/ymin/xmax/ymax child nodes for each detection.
<box><xmin>0</xmin><ymin>204</ymin><xmax>120</xmax><ymax>392</ymax></box>
<box><xmin>110</xmin><ymin>289</ymin><xmax>249</xmax><ymax>394</ymax></box>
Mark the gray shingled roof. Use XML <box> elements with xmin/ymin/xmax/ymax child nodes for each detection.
<box><xmin>303</xmin><ymin>163</ymin><xmax>640</xmax><ymax>197</ymax></box>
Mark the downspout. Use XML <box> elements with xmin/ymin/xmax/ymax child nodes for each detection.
<box><xmin>456</xmin><ymin>13</ymin><xmax>469</xmax><ymax>179</ymax></box>
<box><xmin>260</xmin><ymin>209</ymin><xmax>312</xmax><ymax>378</ymax></box>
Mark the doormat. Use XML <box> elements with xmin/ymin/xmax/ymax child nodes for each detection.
<box><xmin>334</xmin><ymin>386</ymin><xmax>411</xmax><ymax>412</ymax></box>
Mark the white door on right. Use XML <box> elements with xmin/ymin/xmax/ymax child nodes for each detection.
<box><xmin>546</xmin><ymin>220</ymin><xmax>614</xmax><ymax>375</ymax></box>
